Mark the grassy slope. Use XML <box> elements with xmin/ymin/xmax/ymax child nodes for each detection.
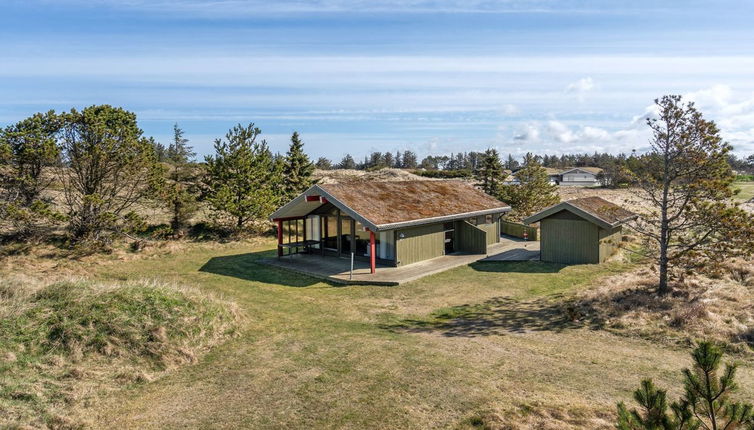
<box><xmin>69</xmin><ymin>240</ymin><xmax>754</xmax><ymax>429</ymax></box>
<box><xmin>734</xmin><ymin>181</ymin><xmax>754</xmax><ymax>201</ymax></box>
<box><xmin>0</xmin><ymin>278</ymin><xmax>240</xmax><ymax>428</ymax></box>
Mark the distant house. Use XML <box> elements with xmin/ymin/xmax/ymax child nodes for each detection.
<box><xmin>556</xmin><ymin>167</ymin><xmax>603</xmax><ymax>186</ymax></box>
<box><xmin>270</xmin><ymin>181</ymin><xmax>511</xmax><ymax>273</ymax></box>
<box><xmin>505</xmin><ymin>167</ymin><xmax>603</xmax><ymax>186</ymax></box>
<box><xmin>523</xmin><ymin>197</ymin><xmax>636</xmax><ymax>264</ymax></box>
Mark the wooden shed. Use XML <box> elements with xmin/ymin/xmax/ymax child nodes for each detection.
<box><xmin>523</xmin><ymin>197</ymin><xmax>636</xmax><ymax>264</ymax></box>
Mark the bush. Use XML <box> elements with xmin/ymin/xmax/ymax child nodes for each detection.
<box><xmin>412</xmin><ymin>169</ymin><xmax>473</xmax><ymax>179</ymax></box>
<box><xmin>0</xmin><ymin>277</ymin><xmax>240</xmax><ymax>428</ymax></box>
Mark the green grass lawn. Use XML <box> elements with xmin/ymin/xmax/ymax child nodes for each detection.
<box><xmin>734</xmin><ymin>181</ymin><xmax>754</xmax><ymax>201</ymax></box>
<box><xmin>65</xmin><ymin>241</ymin><xmax>754</xmax><ymax>429</ymax></box>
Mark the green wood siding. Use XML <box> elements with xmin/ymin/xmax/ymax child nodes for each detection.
<box><xmin>598</xmin><ymin>226</ymin><xmax>622</xmax><ymax>263</ymax></box>
<box><xmin>501</xmin><ymin>220</ymin><xmax>539</xmax><ymax>240</ymax></box>
<box><xmin>456</xmin><ymin>221</ymin><xmax>487</xmax><ymax>254</ymax></box>
<box><xmin>540</xmin><ymin>218</ymin><xmax>599</xmax><ymax>264</ymax></box>
<box><xmin>395</xmin><ymin>223</ymin><xmax>445</xmax><ymax>266</ymax></box>
<box><xmin>477</xmin><ymin>221</ymin><xmax>499</xmax><ymax>246</ymax></box>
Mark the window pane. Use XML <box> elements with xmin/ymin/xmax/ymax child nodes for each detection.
<box><xmin>323</xmin><ymin>216</ymin><xmax>338</xmax><ymax>250</ymax></box>
<box><xmin>341</xmin><ymin>217</ymin><xmax>352</xmax><ymax>254</ymax></box>
<box><xmin>355</xmin><ymin>221</ymin><xmax>370</xmax><ymax>256</ymax></box>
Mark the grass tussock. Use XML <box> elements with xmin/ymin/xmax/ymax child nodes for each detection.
<box><xmin>461</xmin><ymin>402</ymin><xmax>614</xmax><ymax>430</ymax></box>
<box><xmin>0</xmin><ymin>276</ymin><xmax>241</xmax><ymax>429</ymax></box>
<box><xmin>570</xmin><ymin>257</ymin><xmax>754</xmax><ymax>352</ymax></box>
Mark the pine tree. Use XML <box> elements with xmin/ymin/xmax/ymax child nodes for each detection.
<box><xmin>282</xmin><ymin>132</ymin><xmax>315</xmax><ymax>201</ymax></box>
<box><xmin>497</xmin><ymin>153</ymin><xmax>560</xmax><ymax>220</ymax></box>
<box><xmin>383</xmin><ymin>152</ymin><xmax>394</xmax><ymax>168</ymax></box>
<box><xmin>474</xmin><ymin>148</ymin><xmax>505</xmax><ymax>195</ymax></box>
<box><xmin>167</xmin><ymin>123</ymin><xmax>195</xmax><ymax>165</ymax></box>
<box><xmin>161</xmin><ymin>124</ymin><xmax>198</xmax><ymax>235</ymax></box>
<box><xmin>151</xmin><ymin>138</ymin><xmax>168</xmax><ymax>162</ymax></box>
<box><xmin>59</xmin><ymin>105</ymin><xmax>164</xmax><ymax>242</ymax></box>
<box><xmin>337</xmin><ymin>154</ymin><xmax>357</xmax><ymax>169</ymax></box>
<box><xmin>630</xmin><ymin>95</ymin><xmax>754</xmax><ymax>294</ymax></box>
<box><xmin>203</xmin><ymin>123</ymin><xmax>280</xmax><ymax>233</ymax></box>
<box><xmin>315</xmin><ymin>157</ymin><xmax>332</xmax><ymax>170</ymax></box>
<box><xmin>402</xmin><ymin>150</ymin><xmax>418</xmax><ymax>169</ymax></box>
<box><xmin>617</xmin><ymin>341</ymin><xmax>754</xmax><ymax>430</ymax></box>
<box><xmin>0</xmin><ymin>110</ymin><xmax>65</xmax><ymax>237</ymax></box>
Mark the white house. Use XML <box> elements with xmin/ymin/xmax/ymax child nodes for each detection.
<box><xmin>505</xmin><ymin>167</ymin><xmax>603</xmax><ymax>187</ymax></box>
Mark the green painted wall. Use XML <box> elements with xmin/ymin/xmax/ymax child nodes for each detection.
<box><xmin>501</xmin><ymin>220</ymin><xmax>539</xmax><ymax>240</ymax></box>
<box><xmin>598</xmin><ymin>226</ymin><xmax>622</xmax><ymax>262</ymax></box>
<box><xmin>395</xmin><ymin>223</ymin><xmax>445</xmax><ymax>266</ymax></box>
<box><xmin>456</xmin><ymin>221</ymin><xmax>487</xmax><ymax>254</ymax></box>
<box><xmin>477</xmin><ymin>221</ymin><xmax>499</xmax><ymax>246</ymax></box>
<box><xmin>540</xmin><ymin>218</ymin><xmax>600</xmax><ymax>264</ymax></box>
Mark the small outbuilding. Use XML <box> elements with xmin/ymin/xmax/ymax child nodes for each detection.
<box><xmin>523</xmin><ymin>197</ymin><xmax>636</xmax><ymax>264</ymax></box>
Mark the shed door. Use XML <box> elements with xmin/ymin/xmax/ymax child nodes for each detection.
<box><xmin>541</xmin><ymin>218</ymin><xmax>599</xmax><ymax>264</ymax></box>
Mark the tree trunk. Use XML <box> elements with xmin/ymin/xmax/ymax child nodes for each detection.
<box><xmin>658</xmin><ymin>244</ymin><xmax>669</xmax><ymax>294</ymax></box>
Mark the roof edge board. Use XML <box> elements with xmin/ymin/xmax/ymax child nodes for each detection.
<box><xmin>524</xmin><ymin>201</ymin><xmax>637</xmax><ymax>229</ymax></box>
<box><xmin>375</xmin><ymin>206</ymin><xmax>511</xmax><ymax>231</ymax></box>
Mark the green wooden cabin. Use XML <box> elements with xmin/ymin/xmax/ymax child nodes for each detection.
<box><xmin>270</xmin><ymin>180</ymin><xmax>511</xmax><ymax>272</ymax></box>
<box><xmin>523</xmin><ymin>197</ymin><xmax>636</xmax><ymax>264</ymax></box>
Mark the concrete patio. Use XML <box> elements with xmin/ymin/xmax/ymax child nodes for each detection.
<box><xmin>262</xmin><ymin>235</ymin><xmax>540</xmax><ymax>286</ymax></box>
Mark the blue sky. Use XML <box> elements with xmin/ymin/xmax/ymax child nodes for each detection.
<box><xmin>2</xmin><ymin>0</ymin><xmax>754</xmax><ymax>161</ymax></box>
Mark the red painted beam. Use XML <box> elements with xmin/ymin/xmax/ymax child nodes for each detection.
<box><xmin>369</xmin><ymin>230</ymin><xmax>376</xmax><ymax>274</ymax></box>
<box><xmin>277</xmin><ymin>220</ymin><xmax>283</xmax><ymax>257</ymax></box>
<box><xmin>305</xmin><ymin>195</ymin><xmax>321</xmax><ymax>202</ymax></box>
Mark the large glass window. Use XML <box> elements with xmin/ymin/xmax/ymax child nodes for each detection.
<box><xmin>305</xmin><ymin>215</ymin><xmax>320</xmax><ymax>249</ymax></box>
<box><xmin>323</xmin><ymin>216</ymin><xmax>338</xmax><ymax>250</ymax></box>
<box><xmin>378</xmin><ymin>230</ymin><xmax>393</xmax><ymax>260</ymax></box>
<box><xmin>340</xmin><ymin>217</ymin><xmax>352</xmax><ymax>255</ymax></box>
<box><xmin>354</xmin><ymin>221</ymin><xmax>371</xmax><ymax>256</ymax></box>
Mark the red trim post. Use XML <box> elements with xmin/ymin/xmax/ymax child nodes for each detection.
<box><xmin>277</xmin><ymin>220</ymin><xmax>283</xmax><ymax>257</ymax></box>
<box><xmin>369</xmin><ymin>230</ymin><xmax>376</xmax><ymax>274</ymax></box>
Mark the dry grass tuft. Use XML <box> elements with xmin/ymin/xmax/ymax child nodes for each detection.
<box><xmin>0</xmin><ymin>276</ymin><xmax>242</xmax><ymax>429</ymax></box>
<box><xmin>462</xmin><ymin>402</ymin><xmax>614</xmax><ymax>430</ymax></box>
<box><xmin>572</xmin><ymin>257</ymin><xmax>754</xmax><ymax>352</ymax></box>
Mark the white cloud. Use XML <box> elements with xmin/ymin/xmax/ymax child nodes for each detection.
<box><xmin>565</xmin><ymin>77</ymin><xmax>595</xmax><ymax>94</ymax></box>
<box><xmin>504</xmin><ymin>85</ymin><xmax>754</xmax><ymax>156</ymax></box>
<box><xmin>501</xmin><ymin>104</ymin><xmax>520</xmax><ymax>115</ymax></box>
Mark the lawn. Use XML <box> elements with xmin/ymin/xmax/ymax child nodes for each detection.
<box><xmin>49</xmin><ymin>241</ymin><xmax>754</xmax><ymax>428</ymax></box>
<box><xmin>734</xmin><ymin>181</ymin><xmax>754</xmax><ymax>201</ymax></box>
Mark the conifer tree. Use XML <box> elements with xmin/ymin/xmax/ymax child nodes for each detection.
<box><xmin>402</xmin><ymin>150</ymin><xmax>418</xmax><ymax>169</ymax></box>
<box><xmin>167</xmin><ymin>123</ymin><xmax>195</xmax><ymax>164</ymax></box>
<box><xmin>497</xmin><ymin>153</ymin><xmax>560</xmax><ymax>220</ymax></box>
<box><xmin>161</xmin><ymin>124</ymin><xmax>199</xmax><ymax>235</ymax></box>
<box><xmin>282</xmin><ymin>131</ymin><xmax>315</xmax><ymax>201</ymax></box>
<box><xmin>203</xmin><ymin>123</ymin><xmax>280</xmax><ymax>233</ymax></box>
<box><xmin>315</xmin><ymin>157</ymin><xmax>332</xmax><ymax>170</ymax></box>
<box><xmin>0</xmin><ymin>111</ymin><xmax>65</xmax><ymax>237</ymax></box>
<box><xmin>474</xmin><ymin>148</ymin><xmax>505</xmax><ymax>195</ymax></box>
<box><xmin>630</xmin><ymin>95</ymin><xmax>754</xmax><ymax>294</ymax></box>
<box><xmin>59</xmin><ymin>105</ymin><xmax>164</xmax><ymax>242</ymax></box>
<box><xmin>337</xmin><ymin>154</ymin><xmax>357</xmax><ymax>169</ymax></box>
<box><xmin>617</xmin><ymin>341</ymin><xmax>754</xmax><ymax>430</ymax></box>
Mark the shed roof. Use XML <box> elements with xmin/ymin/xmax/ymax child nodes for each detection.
<box><xmin>523</xmin><ymin>196</ymin><xmax>636</xmax><ymax>229</ymax></box>
<box><xmin>270</xmin><ymin>180</ymin><xmax>511</xmax><ymax>231</ymax></box>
